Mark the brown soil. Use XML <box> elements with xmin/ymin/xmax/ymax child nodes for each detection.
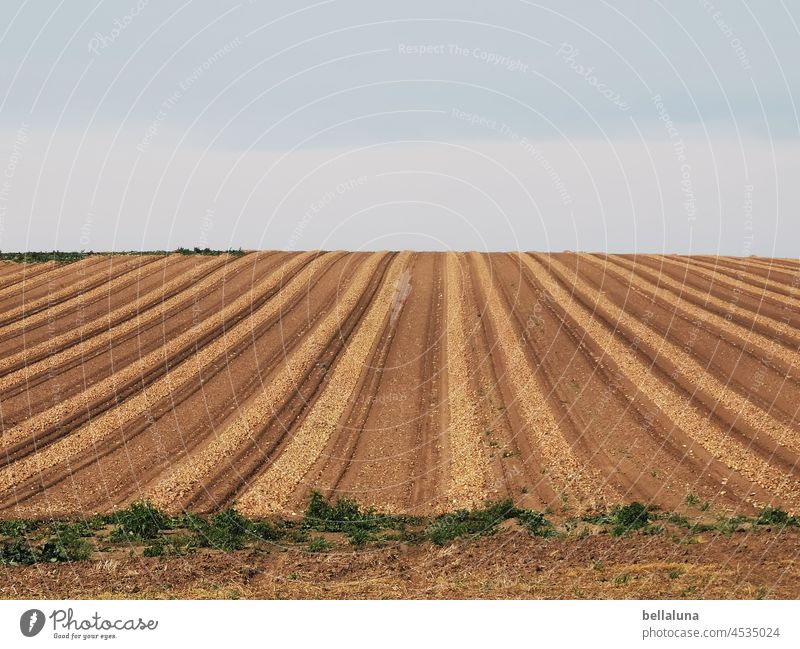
<box><xmin>2</xmin><ymin>527</ymin><xmax>799</xmax><ymax>599</ymax></box>
<box><xmin>1</xmin><ymin>252</ymin><xmax>799</xmax><ymax>520</ymax></box>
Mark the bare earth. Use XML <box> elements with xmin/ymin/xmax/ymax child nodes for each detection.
<box><xmin>2</xmin><ymin>526</ymin><xmax>799</xmax><ymax>599</ymax></box>
<box><xmin>1</xmin><ymin>251</ymin><xmax>800</xmax><ymax>520</ymax></box>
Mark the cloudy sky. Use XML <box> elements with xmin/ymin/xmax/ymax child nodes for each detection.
<box><xmin>0</xmin><ymin>0</ymin><xmax>798</xmax><ymax>254</ymax></box>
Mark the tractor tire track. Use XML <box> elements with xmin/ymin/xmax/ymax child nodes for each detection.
<box><xmin>234</xmin><ymin>253</ymin><xmax>412</xmax><ymax>516</ymax></box>
<box><xmin>145</xmin><ymin>252</ymin><xmax>393</xmax><ymax>513</ymax></box>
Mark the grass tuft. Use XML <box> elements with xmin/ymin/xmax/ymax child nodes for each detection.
<box><xmin>108</xmin><ymin>501</ymin><xmax>171</xmax><ymax>542</ymax></box>
<box><xmin>424</xmin><ymin>500</ymin><xmax>517</xmax><ymax>545</ymax></box>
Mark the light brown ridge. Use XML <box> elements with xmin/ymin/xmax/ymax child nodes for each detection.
<box><xmin>0</xmin><ymin>253</ymin><xmax>316</xmax><ymax>491</ymax></box>
<box><xmin>235</xmin><ymin>253</ymin><xmax>412</xmax><ymax>516</ymax></box>
<box><xmin>472</xmin><ymin>253</ymin><xmax>610</xmax><ymax>507</ymax></box>
<box><xmin>0</xmin><ymin>254</ymin><xmax>245</xmax><ymax>390</ymax></box>
<box><xmin>147</xmin><ymin>252</ymin><xmax>390</xmax><ymax>512</ymax></box>
<box><xmin>440</xmin><ymin>253</ymin><xmax>491</xmax><ymax>509</ymax></box>
<box><xmin>528</xmin><ymin>254</ymin><xmax>800</xmax><ymax>509</ymax></box>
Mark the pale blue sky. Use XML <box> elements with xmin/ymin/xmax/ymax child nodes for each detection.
<box><xmin>0</xmin><ymin>1</ymin><xmax>798</xmax><ymax>254</ymax></box>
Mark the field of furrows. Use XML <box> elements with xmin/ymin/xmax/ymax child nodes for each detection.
<box><xmin>1</xmin><ymin>251</ymin><xmax>799</xmax><ymax>519</ymax></box>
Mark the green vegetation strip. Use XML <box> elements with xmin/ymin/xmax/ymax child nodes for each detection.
<box><xmin>1</xmin><ymin>497</ymin><xmax>797</xmax><ymax>566</ymax></box>
<box><xmin>0</xmin><ymin>248</ymin><xmax>246</xmax><ymax>264</ymax></box>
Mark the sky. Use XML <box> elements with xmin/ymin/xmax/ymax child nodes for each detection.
<box><xmin>0</xmin><ymin>0</ymin><xmax>798</xmax><ymax>254</ymax></box>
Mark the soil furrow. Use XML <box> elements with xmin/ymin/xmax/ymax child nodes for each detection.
<box><xmin>521</xmin><ymin>255</ymin><xmax>775</xmax><ymax>512</ymax></box>
<box><xmin>711</xmin><ymin>256</ymin><xmax>800</xmax><ymax>287</ymax></box>
<box><xmin>632</xmin><ymin>255</ymin><xmax>800</xmax><ymax>328</ymax></box>
<box><xmin>351</xmin><ymin>253</ymin><xmax>447</xmax><ymax>511</ymax></box>
<box><xmin>682</xmin><ymin>256</ymin><xmax>800</xmax><ymax>302</ymax></box>
<box><xmin>299</xmin><ymin>254</ymin><xmax>429</xmax><ymax>508</ymax></box>
<box><xmin>0</xmin><ymin>262</ymin><xmax>57</xmax><ymax>290</ymax></box>
<box><xmin>463</xmin><ymin>254</ymin><xmax>561</xmax><ymax>509</ymax></box>
<box><xmin>608</xmin><ymin>255</ymin><xmax>800</xmax><ymax>354</ymax></box>
<box><xmin>0</xmin><ymin>253</ymin><xmax>315</xmax><ymax>481</ymax></box>
<box><xmin>470</xmin><ymin>253</ymin><xmax>608</xmax><ymax>507</ymax></box>
<box><xmin>436</xmin><ymin>253</ymin><xmax>491</xmax><ymax>509</ymax></box>
<box><xmin>0</xmin><ymin>254</ymin><xmax>170</xmax><ymax>340</ymax></box>
<box><xmin>597</xmin><ymin>254</ymin><xmax>800</xmax><ymax>374</ymax></box>
<box><xmin>0</xmin><ymin>256</ymin><xmax>162</xmax><ymax>327</ymax></box>
<box><xmin>407</xmin><ymin>254</ymin><xmax>447</xmax><ymax>510</ymax></box>
<box><xmin>752</xmin><ymin>257</ymin><xmax>800</xmax><ymax>272</ymax></box>
<box><xmin>0</xmin><ymin>253</ymin><xmax>285</xmax><ymax>452</ymax></box>
<box><xmin>151</xmin><ymin>252</ymin><xmax>375</xmax><ymax>514</ymax></box>
<box><xmin>500</xmin><ymin>254</ymin><xmax>698</xmax><ymax>507</ymax></box>
<box><xmin>445</xmin><ymin>253</ymin><xmax>542</xmax><ymax>507</ymax></box>
<box><xmin>747</xmin><ymin>258</ymin><xmax>800</xmax><ymax>281</ymax></box>
<box><xmin>574</xmin><ymin>254</ymin><xmax>800</xmax><ymax>446</ymax></box>
<box><xmin>281</xmin><ymin>255</ymin><xmax>417</xmax><ymax>513</ymax></box>
<box><xmin>0</xmin><ymin>255</ymin><xmax>236</xmax><ymax>373</ymax></box>
<box><xmin>0</xmin><ymin>254</ymin><xmax>277</xmax><ymax>419</ymax></box>
<box><xmin>235</xmin><ymin>253</ymin><xmax>412</xmax><ymax>516</ymax></box>
<box><xmin>0</xmin><ymin>254</ymin><xmax>197</xmax><ymax>350</ymax></box>
<box><xmin>0</xmin><ymin>252</ymin><xmax>357</xmax><ymax>515</ymax></box>
<box><xmin>529</xmin><ymin>254</ymin><xmax>800</xmax><ymax>510</ymax></box>
<box><xmin>504</xmin><ymin>254</ymin><xmax>731</xmax><ymax>511</ymax></box>
<box><xmin>181</xmin><ymin>253</ymin><xmax>394</xmax><ymax>514</ymax></box>
<box><xmin>458</xmin><ymin>255</ymin><xmax>523</xmax><ymax>505</ymax></box>
<box><xmin>1</xmin><ymin>252</ymin><xmax>797</xmax><ymax>519</ymax></box>
<box><xmin>0</xmin><ymin>257</ymin><xmax>105</xmax><ymax>303</ymax></box>
<box><xmin>145</xmin><ymin>253</ymin><xmax>392</xmax><ymax>513</ymax></box>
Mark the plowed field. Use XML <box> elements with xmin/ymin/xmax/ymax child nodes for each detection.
<box><xmin>1</xmin><ymin>252</ymin><xmax>799</xmax><ymax>519</ymax></box>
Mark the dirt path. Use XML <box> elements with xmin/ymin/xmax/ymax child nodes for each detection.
<box><xmin>6</xmin><ymin>526</ymin><xmax>799</xmax><ymax>599</ymax></box>
<box><xmin>306</xmin><ymin>253</ymin><xmax>449</xmax><ymax>513</ymax></box>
